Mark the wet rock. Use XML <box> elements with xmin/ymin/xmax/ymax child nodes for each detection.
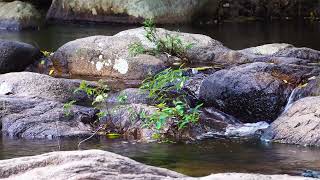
<box><xmin>0</xmin><ymin>40</ymin><xmax>41</xmax><ymax>74</ymax></box>
<box><xmin>0</xmin><ymin>1</ymin><xmax>41</xmax><ymax>30</ymax></box>
<box><xmin>286</xmin><ymin>76</ymin><xmax>320</xmax><ymax>105</ymax></box>
<box><xmin>51</xmin><ymin>35</ymin><xmax>167</xmax><ymax>80</ymax></box>
<box><xmin>0</xmin><ymin>72</ymin><xmax>92</xmax><ymax>103</ymax></box>
<box><xmin>0</xmin><ymin>150</ymin><xmax>184</xmax><ymax>179</ymax></box>
<box><xmin>199</xmin><ymin>62</ymin><xmax>309</xmax><ymax>123</ymax></box>
<box><xmin>262</xmin><ymin>96</ymin><xmax>320</xmax><ymax>146</ymax></box>
<box><xmin>46</xmin><ymin>0</ymin><xmax>212</xmax><ymax>24</ymax></box>
<box><xmin>0</xmin><ymin>96</ymin><xmax>97</xmax><ymax>139</ymax></box>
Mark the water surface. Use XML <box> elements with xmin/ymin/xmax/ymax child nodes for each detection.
<box><xmin>1</xmin><ymin>136</ymin><xmax>319</xmax><ymax>177</ymax></box>
<box><xmin>0</xmin><ymin>21</ymin><xmax>319</xmax><ymax>51</ymax></box>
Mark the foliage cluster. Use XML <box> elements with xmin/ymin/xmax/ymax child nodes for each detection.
<box><xmin>63</xmin><ymin>80</ymin><xmax>109</xmax><ymax>120</ymax></box>
<box><xmin>140</xmin><ymin>67</ymin><xmax>202</xmax><ymax>132</ymax></box>
<box><xmin>129</xmin><ymin>19</ymin><xmax>193</xmax><ymax>59</ymax></box>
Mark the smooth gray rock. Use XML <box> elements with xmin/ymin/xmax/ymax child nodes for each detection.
<box><xmin>0</xmin><ymin>72</ymin><xmax>92</xmax><ymax>103</ymax></box>
<box><xmin>0</xmin><ymin>96</ymin><xmax>97</xmax><ymax>139</ymax></box>
<box><xmin>51</xmin><ymin>34</ymin><xmax>167</xmax><ymax>80</ymax></box>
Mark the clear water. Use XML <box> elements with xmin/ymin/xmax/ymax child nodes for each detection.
<box><xmin>0</xmin><ymin>21</ymin><xmax>319</xmax><ymax>51</ymax></box>
<box><xmin>1</xmin><ymin>135</ymin><xmax>320</xmax><ymax>177</ymax></box>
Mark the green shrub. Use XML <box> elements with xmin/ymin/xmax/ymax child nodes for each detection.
<box><xmin>129</xmin><ymin>19</ymin><xmax>193</xmax><ymax>59</ymax></box>
<box><xmin>140</xmin><ymin>67</ymin><xmax>202</xmax><ymax>133</ymax></box>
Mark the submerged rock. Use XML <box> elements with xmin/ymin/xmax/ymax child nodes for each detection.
<box><xmin>0</xmin><ymin>40</ymin><xmax>41</xmax><ymax>74</ymax></box>
<box><xmin>262</xmin><ymin>96</ymin><xmax>320</xmax><ymax>146</ymax></box>
<box><xmin>0</xmin><ymin>1</ymin><xmax>41</xmax><ymax>30</ymax></box>
<box><xmin>0</xmin><ymin>150</ymin><xmax>312</xmax><ymax>180</ymax></box>
<box><xmin>0</xmin><ymin>96</ymin><xmax>97</xmax><ymax>139</ymax></box>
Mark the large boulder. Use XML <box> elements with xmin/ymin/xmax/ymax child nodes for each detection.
<box><xmin>0</xmin><ymin>40</ymin><xmax>41</xmax><ymax>74</ymax></box>
<box><xmin>0</xmin><ymin>150</ymin><xmax>312</xmax><ymax>180</ymax></box>
<box><xmin>261</xmin><ymin>96</ymin><xmax>320</xmax><ymax>146</ymax></box>
<box><xmin>0</xmin><ymin>96</ymin><xmax>97</xmax><ymax>139</ymax></box>
<box><xmin>199</xmin><ymin>62</ymin><xmax>319</xmax><ymax>123</ymax></box>
<box><xmin>46</xmin><ymin>0</ymin><xmax>215</xmax><ymax>24</ymax></box>
<box><xmin>51</xmin><ymin>27</ymin><xmax>232</xmax><ymax>80</ymax></box>
<box><xmin>0</xmin><ymin>72</ymin><xmax>91</xmax><ymax>103</ymax></box>
<box><xmin>0</xmin><ymin>150</ymin><xmax>184</xmax><ymax>179</ymax></box>
<box><xmin>114</xmin><ymin>27</ymin><xmax>232</xmax><ymax>65</ymax></box>
<box><xmin>0</xmin><ymin>1</ymin><xmax>41</xmax><ymax>30</ymax></box>
<box><xmin>51</xmin><ymin>35</ymin><xmax>167</xmax><ymax>80</ymax></box>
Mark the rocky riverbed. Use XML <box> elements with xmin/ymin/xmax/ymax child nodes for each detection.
<box><xmin>0</xmin><ymin>25</ymin><xmax>320</xmax><ymax>179</ymax></box>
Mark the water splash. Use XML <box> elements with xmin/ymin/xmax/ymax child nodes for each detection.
<box><xmin>225</xmin><ymin>121</ymin><xmax>270</xmax><ymax>137</ymax></box>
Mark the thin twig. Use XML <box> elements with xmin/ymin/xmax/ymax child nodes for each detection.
<box><xmin>78</xmin><ymin>126</ymin><xmax>103</xmax><ymax>150</ymax></box>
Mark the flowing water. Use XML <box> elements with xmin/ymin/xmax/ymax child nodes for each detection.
<box><xmin>1</xmin><ymin>21</ymin><xmax>320</xmax><ymax>177</ymax></box>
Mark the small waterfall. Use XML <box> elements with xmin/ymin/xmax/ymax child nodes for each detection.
<box><xmin>283</xmin><ymin>87</ymin><xmax>300</xmax><ymax>113</ymax></box>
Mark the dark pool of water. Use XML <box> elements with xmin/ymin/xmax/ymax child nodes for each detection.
<box><xmin>1</xmin><ymin>135</ymin><xmax>319</xmax><ymax>177</ymax></box>
<box><xmin>0</xmin><ymin>21</ymin><xmax>319</xmax><ymax>51</ymax></box>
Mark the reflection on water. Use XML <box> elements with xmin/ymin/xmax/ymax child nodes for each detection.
<box><xmin>0</xmin><ymin>21</ymin><xmax>320</xmax><ymax>51</ymax></box>
<box><xmin>1</xmin><ymin>135</ymin><xmax>319</xmax><ymax>177</ymax></box>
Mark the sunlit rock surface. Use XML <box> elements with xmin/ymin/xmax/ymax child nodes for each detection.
<box><xmin>262</xmin><ymin>96</ymin><xmax>320</xmax><ymax>146</ymax></box>
<box><xmin>0</xmin><ymin>72</ymin><xmax>91</xmax><ymax>103</ymax></box>
<box><xmin>51</xmin><ymin>35</ymin><xmax>167</xmax><ymax>80</ymax></box>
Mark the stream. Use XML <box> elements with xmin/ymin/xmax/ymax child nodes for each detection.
<box><xmin>1</xmin><ymin>136</ymin><xmax>320</xmax><ymax>177</ymax></box>
<box><xmin>1</xmin><ymin>21</ymin><xmax>320</xmax><ymax>177</ymax></box>
<box><xmin>0</xmin><ymin>21</ymin><xmax>320</xmax><ymax>51</ymax></box>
